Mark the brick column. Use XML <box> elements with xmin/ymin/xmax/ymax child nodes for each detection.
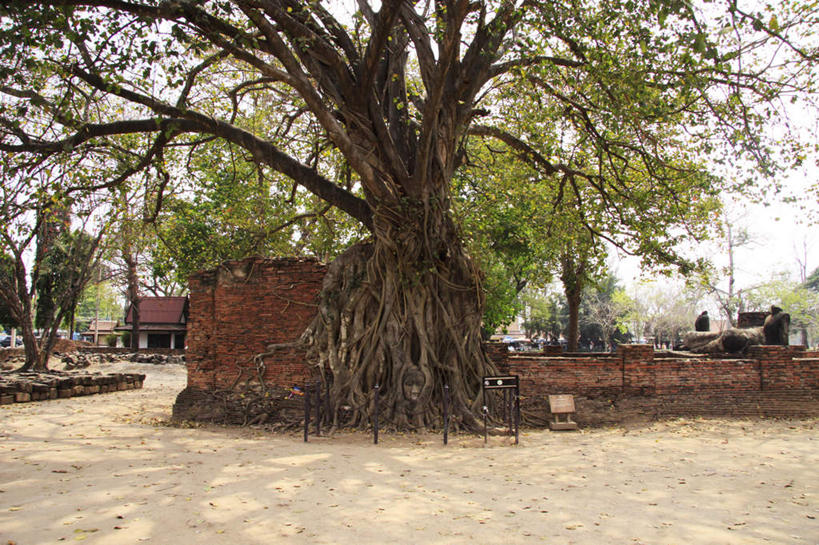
<box><xmin>748</xmin><ymin>345</ymin><xmax>792</xmax><ymax>391</ymax></box>
<box><xmin>619</xmin><ymin>344</ymin><xmax>655</xmax><ymax>395</ymax></box>
<box><xmin>174</xmin><ymin>257</ymin><xmax>327</xmax><ymax>423</ymax></box>
<box><xmin>483</xmin><ymin>342</ymin><xmax>510</xmax><ymax>373</ymax></box>
<box><xmin>544</xmin><ymin>344</ymin><xmax>564</xmax><ymax>356</ymax></box>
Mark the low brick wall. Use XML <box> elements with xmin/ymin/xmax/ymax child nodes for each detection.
<box><xmin>0</xmin><ymin>371</ymin><xmax>145</xmax><ymax>404</ymax></box>
<box><xmin>0</xmin><ymin>348</ymin><xmax>23</xmax><ymax>364</ymax></box>
<box><xmin>486</xmin><ymin>343</ymin><xmax>819</xmax><ymax>425</ymax></box>
<box><xmin>173</xmin><ymin>257</ymin><xmax>326</xmax><ymax>422</ymax></box>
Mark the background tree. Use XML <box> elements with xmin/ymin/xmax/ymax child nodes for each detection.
<box><xmin>627</xmin><ymin>280</ymin><xmax>704</xmax><ymax>348</ymax></box>
<box><xmin>806</xmin><ymin>267</ymin><xmax>819</xmax><ymax>293</ymax></box>
<box><xmin>454</xmin><ymin>145</ymin><xmax>556</xmax><ymax>338</ymax></box>
<box><xmin>746</xmin><ymin>275</ymin><xmax>819</xmax><ymax>346</ymax></box>
<box><xmin>74</xmin><ymin>278</ymin><xmax>123</xmax><ymax>333</ymax></box>
<box><xmin>522</xmin><ymin>290</ymin><xmax>567</xmax><ymax>342</ymax></box>
<box><xmin>151</xmin><ymin>139</ymin><xmax>363</xmax><ymax>287</ymax></box>
<box><xmin>37</xmin><ymin>227</ymin><xmax>100</xmax><ymax>340</ymax></box>
<box><xmin>698</xmin><ymin>208</ymin><xmax>759</xmax><ymax>326</ymax></box>
<box><xmin>0</xmin><ymin>168</ymin><xmax>110</xmax><ymax>370</ymax></box>
<box><xmin>580</xmin><ymin>275</ymin><xmax>633</xmax><ymax>351</ymax></box>
<box><xmin>0</xmin><ymin>255</ymin><xmax>19</xmax><ymax>331</ymax></box>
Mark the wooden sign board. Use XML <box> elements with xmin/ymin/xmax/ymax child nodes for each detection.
<box><xmin>548</xmin><ymin>394</ymin><xmax>576</xmax><ymax>414</ymax></box>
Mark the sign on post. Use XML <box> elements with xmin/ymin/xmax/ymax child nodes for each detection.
<box><xmin>481</xmin><ymin>375</ymin><xmax>520</xmax><ymax>445</ymax></box>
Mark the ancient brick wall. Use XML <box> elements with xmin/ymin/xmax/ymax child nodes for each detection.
<box><xmin>738</xmin><ymin>311</ymin><xmax>768</xmax><ymax>328</ymax></box>
<box><xmin>509</xmin><ymin>355</ymin><xmax>623</xmax><ymax>398</ymax></box>
<box><xmin>486</xmin><ymin>343</ymin><xmax>819</xmax><ymax>425</ymax></box>
<box><xmin>652</xmin><ymin>358</ymin><xmax>761</xmax><ymax>394</ymax></box>
<box><xmin>173</xmin><ymin>257</ymin><xmax>326</xmax><ymax>422</ymax></box>
<box><xmin>172</xmin><ymin>258</ymin><xmax>819</xmax><ymax>426</ymax></box>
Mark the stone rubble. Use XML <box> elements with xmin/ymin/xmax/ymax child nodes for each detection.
<box><xmin>0</xmin><ymin>350</ymin><xmax>183</xmax><ymax>405</ymax></box>
<box><xmin>0</xmin><ymin>370</ymin><xmax>146</xmax><ymax>404</ymax></box>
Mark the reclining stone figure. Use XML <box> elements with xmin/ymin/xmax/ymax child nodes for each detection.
<box><xmin>682</xmin><ymin>306</ymin><xmax>790</xmax><ymax>354</ymax></box>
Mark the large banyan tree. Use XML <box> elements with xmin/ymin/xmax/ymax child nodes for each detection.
<box><xmin>0</xmin><ymin>1</ymin><xmax>816</xmax><ymax>428</ymax></box>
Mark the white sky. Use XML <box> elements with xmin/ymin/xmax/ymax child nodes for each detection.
<box><xmin>613</xmin><ymin>172</ymin><xmax>819</xmax><ymax>292</ymax></box>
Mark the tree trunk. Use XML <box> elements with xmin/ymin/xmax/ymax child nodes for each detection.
<box><xmin>302</xmin><ymin>202</ymin><xmax>496</xmax><ymax>431</ymax></box>
<box><xmin>566</xmin><ymin>289</ymin><xmax>581</xmax><ymax>352</ymax></box>
<box><xmin>124</xmin><ymin>250</ymin><xmax>140</xmax><ymax>351</ymax></box>
<box><xmin>560</xmin><ymin>252</ymin><xmax>586</xmax><ymax>353</ymax></box>
<box><xmin>18</xmin><ymin>317</ymin><xmax>41</xmax><ymax>371</ymax></box>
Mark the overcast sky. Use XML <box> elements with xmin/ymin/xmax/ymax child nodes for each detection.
<box><xmin>614</xmin><ymin>170</ymin><xmax>818</xmax><ymax>292</ymax></box>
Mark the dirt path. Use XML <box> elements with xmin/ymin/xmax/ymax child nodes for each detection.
<box><xmin>1</xmin><ymin>362</ymin><xmax>817</xmax><ymax>544</ymax></box>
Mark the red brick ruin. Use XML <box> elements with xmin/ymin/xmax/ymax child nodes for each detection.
<box><xmin>173</xmin><ymin>257</ymin><xmax>326</xmax><ymax>424</ymax></box>
<box><xmin>173</xmin><ymin>257</ymin><xmax>819</xmax><ymax>426</ymax></box>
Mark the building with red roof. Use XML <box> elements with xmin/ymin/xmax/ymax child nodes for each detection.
<box><xmin>116</xmin><ymin>296</ymin><xmax>188</xmax><ymax>349</ymax></box>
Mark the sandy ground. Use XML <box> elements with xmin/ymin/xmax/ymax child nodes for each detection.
<box><xmin>1</xmin><ymin>362</ymin><xmax>817</xmax><ymax>545</ymax></box>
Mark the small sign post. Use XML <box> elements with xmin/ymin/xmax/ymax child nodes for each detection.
<box><xmin>314</xmin><ymin>382</ymin><xmax>322</xmax><ymax>436</ymax></box>
<box><xmin>303</xmin><ymin>385</ymin><xmax>311</xmax><ymax>443</ymax></box>
<box><xmin>548</xmin><ymin>394</ymin><xmax>578</xmax><ymax>431</ymax></box>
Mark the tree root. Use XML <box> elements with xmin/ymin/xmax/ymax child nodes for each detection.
<box><xmin>299</xmin><ymin>203</ymin><xmax>498</xmax><ymax>432</ymax></box>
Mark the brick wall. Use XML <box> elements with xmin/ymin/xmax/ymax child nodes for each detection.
<box><xmin>486</xmin><ymin>343</ymin><xmax>819</xmax><ymax>425</ymax></box>
<box><xmin>172</xmin><ymin>259</ymin><xmax>819</xmax><ymax>426</ymax></box>
<box><xmin>738</xmin><ymin>311</ymin><xmax>768</xmax><ymax>328</ymax></box>
<box><xmin>173</xmin><ymin>257</ymin><xmax>326</xmax><ymax>422</ymax></box>
<box><xmin>653</xmin><ymin>358</ymin><xmax>761</xmax><ymax>394</ymax></box>
<box><xmin>185</xmin><ymin>257</ymin><xmax>325</xmax><ymax>389</ymax></box>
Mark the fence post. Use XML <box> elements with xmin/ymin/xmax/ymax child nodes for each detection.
<box><xmin>507</xmin><ymin>388</ymin><xmax>513</xmax><ymax>435</ymax></box>
<box><xmin>443</xmin><ymin>384</ymin><xmax>450</xmax><ymax>445</ymax></box>
<box><xmin>315</xmin><ymin>382</ymin><xmax>321</xmax><ymax>436</ymax></box>
<box><xmin>303</xmin><ymin>384</ymin><xmax>311</xmax><ymax>443</ymax></box>
<box><xmin>514</xmin><ymin>386</ymin><xmax>520</xmax><ymax>445</ymax></box>
<box><xmin>373</xmin><ymin>384</ymin><xmax>380</xmax><ymax>445</ymax></box>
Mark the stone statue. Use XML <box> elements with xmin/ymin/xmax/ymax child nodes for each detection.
<box><xmin>762</xmin><ymin>305</ymin><xmax>790</xmax><ymax>346</ymax></box>
<box><xmin>402</xmin><ymin>366</ymin><xmax>425</xmax><ymax>402</ymax></box>
<box><xmin>394</xmin><ymin>365</ymin><xmax>428</xmax><ymax>429</ymax></box>
<box><xmin>683</xmin><ymin>327</ymin><xmax>763</xmax><ymax>354</ymax></box>
<box><xmin>694</xmin><ymin>311</ymin><xmax>710</xmax><ymax>332</ymax></box>
<box><xmin>682</xmin><ymin>305</ymin><xmax>790</xmax><ymax>354</ymax></box>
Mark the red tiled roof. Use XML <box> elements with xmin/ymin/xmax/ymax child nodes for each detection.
<box><xmin>82</xmin><ymin>320</ymin><xmax>118</xmax><ymax>334</ymax></box>
<box><xmin>125</xmin><ymin>296</ymin><xmax>188</xmax><ymax>325</ymax></box>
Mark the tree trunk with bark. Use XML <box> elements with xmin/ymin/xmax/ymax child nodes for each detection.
<box><xmin>124</xmin><ymin>250</ymin><xmax>140</xmax><ymax>351</ymax></box>
<box><xmin>565</xmin><ymin>289</ymin><xmax>581</xmax><ymax>352</ymax></box>
<box><xmin>561</xmin><ymin>252</ymin><xmax>587</xmax><ymax>353</ymax></box>
<box><xmin>303</xmin><ymin>199</ymin><xmax>496</xmax><ymax>431</ymax></box>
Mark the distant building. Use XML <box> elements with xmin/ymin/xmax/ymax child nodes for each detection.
<box><xmin>490</xmin><ymin>316</ymin><xmax>527</xmax><ymax>341</ymax></box>
<box><xmin>116</xmin><ymin>296</ymin><xmax>188</xmax><ymax>349</ymax></box>
<box><xmin>80</xmin><ymin>320</ymin><xmax>118</xmax><ymax>345</ymax></box>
